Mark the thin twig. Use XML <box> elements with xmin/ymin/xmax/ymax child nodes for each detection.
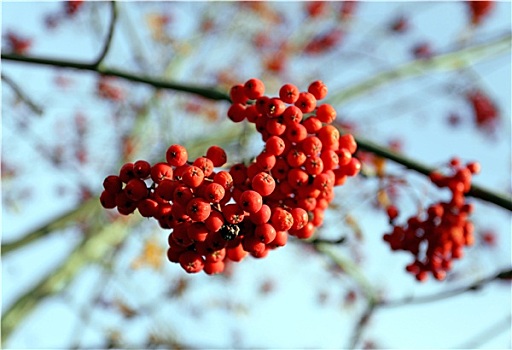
<box><xmin>91</xmin><ymin>1</ymin><xmax>118</xmax><ymax>68</ymax></box>
<box><xmin>1</xmin><ymin>73</ymin><xmax>43</xmax><ymax>115</ymax></box>
<box><xmin>377</xmin><ymin>267</ymin><xmax>512</xmax><ymax>308</ymax></box>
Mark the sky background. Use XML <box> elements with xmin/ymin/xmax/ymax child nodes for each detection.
<box><xmin>2</xmin><ymin>1</ymin><xmax>511</xmax><ymax>349</ymax></box>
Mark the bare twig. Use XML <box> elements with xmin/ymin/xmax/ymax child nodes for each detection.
<box><xmin>378</xmin><ymin>267</ymin><xmax>512</xmax><ymax>308</ymax></box>
<box><xmin>1</xmin><ymin>73</ymin><xmax>43</xmax><ymax>115</ymax></box>
<box><xmin>91</xmin><ymin>1</ymin><xmax>118</xmax><ymax>68</ymax></box>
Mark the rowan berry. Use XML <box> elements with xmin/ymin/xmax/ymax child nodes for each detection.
<box><xmin>205</xmin><ymin>210</ymin><xmax>225</xmax><ymax>232</ymax></box>
<box><xmin>290</xmin><ymin>207</ymin><xmax>309</xmax><ymax>231</ymax></box>
<box><xmin>226</xmin><ymin>243</ymin><xmax>248</xmax><ymax>262</ymax></box>
<box><xmin>244</xmin><ymin>78</ymin><xmax>265</xmax><ymax>100</ymax></box>
<box><xmin>290</xmin><ymin>222</ymin><xmax>315</xmax><ymax>239</ymax></box>
<box><xmin>222</xmin><ymin>203</ymin><xmax>245</xmax><ymax>224</ymax></box>
<box><xmin>265</xmin><ymin>136</ymin><xmax>286</xmax><ymax>156</ymax></box>
<box><xmin>230</xmin><ymin>84</ymin><xmax>249</xmax><ymax>104</ymax></box>
<box><xmin>316</xmin><ymin>104</ymin><xmax>337</xmax><ymax>123</ymax></box>
<box><xmin>213</xmin><ymin>170</ymin><xmax>233</xmax><ymax>190</ymax></box>
<box><xmin>266</xmin><ymin>98</ymin><xmax>286</xmax><ymax>118</ymax></box>
<box><xmin>320</xmin><ymin>150</ymin><xmax>339</xmax><ymax>170</ymax></box>
<box><xmin>124</xmin><ymin>178</ymin><xmax>148</xmax><ymax>202</ymax></box>
<box><xmin>285</xmin><ymin>122</ymin><xmax>308</xmax><ymax>143</ymax></box>
<box><xmin>166</xmin><ymin>144</ymin><xmax>188</xmax><ymax>167</ymax></box>
<box><xmin>249</xmin><ymin>204</ymin><xmax>271</xmax><ymax>225</ymax></box>
<box><xmin>340</xmin><ymin>158</ymin><xmax>361</xmax><ymax>177</ymax></box>
<box><xmin>133</xmin><ymin>160</ymin><xmax>151</xmax><ymax>179</ymax></box>
<box><xmin>254</xmin><ymin>223</ymin><xmax>277</xmax><ymax>244</ymax></box>
<box><xmin>339</xmin><ymin>134</ymin><xmax>357</xmax><ymax>154</ymax></box>
<box><xmin>271</xmin><ymin>158</ymin><xmax>290</xmax><ymax>181</ymax></box>
<box><xmin>308</xmin><ymin>80</ymin><xmax>328</xmax><ymax>100</ymax></box>
<box><xmin>287</xmin><ymin>168</ymin><xmax>309</xmax><ymax>189</ymax></box>
<box><xmin>173</xmin><ymin>185</ymin><xmax>194</xmax><ymax>206</ymax></box>
<box><xmin>187</xmin><ymin>222</ymin><xmax>210</xmax><ymax>242</ymax></box>
<box><xmin>286</xmin><ymin>148</ymin><xmax>307</xmax><ymax>168</ymax></box>
<box><xmin>303</xmin><ymin>117</ymin><xmax>323</xmax><ymax>134</ymax></box>
<box><xmin>206</xmin><ymin>145</ymin><xmax>227</xmax><ymax>167</ymax></box>
<box><xmin>151</xmin><ymin>162</ymin><xmax>174</xmax><ymax>183</ymax></box>
<box><xmin>186</xmin><ymin>198</ymin><xmax>211</xmax><ymax>222</ymax></box>
<box><xmin>318</xmin><ymin>125</ymin><xmax>340</xmax><ymax>150</ymax></box>
<box><xmin>230</xmin><ymin>163</ymin><xmax>248</xmax><ymax>186</ymax></box>
<box><xmin>270</xmin><ymin>207</ymin><xmax>293</xmax><ymax>231</ymax></box>
<box><xmin>203</xmin><ymin>182</ymin><xmax>225</xmax><ymax>203</ymax></box>
<box><xmin>204</xmin><ymin>260</ymin><xmax>225</xmax><ymax>275</ymax></box>
<box><xmin>239</xmin><ymin>190</ymin><xmax>263</xmax><ymax>214</ymax></box>
<box><xmin>100</xmin><ymin>190</ymin><xmax>117</xmax><ymax>209</ymax></box>
<box><xmin>119</xmin><ymin>162</ymin><xmax>135</xmax><ymax>183</ymax></box>
<box><xmin>179</xmin><ymin>251</ymin><xmax>205</xmax><ymax>273</ymax></box>
<box><xmin>268</xmin><ymin>230</ymin><xmax>288</xmax><ymax>248</ymax></box>
<box><xmin>255</xmin><ymin>151</ymin><xmax>276</xmax><ymax>171</ymax></box>
<box><xmin>304</xmin><ymin>156</ymin><xmax>324</xmax><ymax>175</ymax></box>
<box><xmin>266</xmin><ymin>118</ymin><xmax>287</xmax><ymax>136</ymax></box>
<box><xmin>181</xmin><ymin>166</ymin><xmax>205</xmax><ymax>188</ymax></box>
<box><xmin>300</xmin><ymin>136</ymin><xmax>323</xmax><ymax>156</ymax></box>
<box><xmin>115</xmin><ymin>191</ymin><xmax>137</xmax><ymax>215</ymax></box>
<box><xmin>251</xmin><ymin>172</ymin><xmax>276</xmax><ymax>196</ymax></box>
<box><xmin>279</xmin><ymin>83</ymin><xmax>300</xmax><ymax>104</ymax></box>
<box><xmin>227</xmin><ymin>103</ymin><xmax>246</xmax><ymax>123</ymax></box>
<box><xmin>295</xmin><ymin>92</ymin><xmax>317</xmax><ymax>113</ymax></box>
<box><xmin>103</xmin><ymin>175</ymin><xmax>123</xmax><ymax>194</ymax></box>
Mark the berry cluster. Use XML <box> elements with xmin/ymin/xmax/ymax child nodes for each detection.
<box><xmin>383</xmin><ymin>158</ymin><xmax>480</xmax><ymax>281</ymax></box>
<box><xmin>100</xmin><ymin>79</ymin><xmax>360</xmax><ymax>274</ymax></box>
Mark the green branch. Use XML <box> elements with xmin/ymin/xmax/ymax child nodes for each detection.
<box><xmin>1</xmin><ymin>198</ymin><xmax>99</xmax><ymax>255</ymax></box>
<box><xmin>1</xmin><ymin>212</ymin><xmax>138</xmax><ymax>344</ymax></box>
<box><xmin>326</xmin><ymin>33</ymin><xmax>512</xmax><ymax>105</ymax></box>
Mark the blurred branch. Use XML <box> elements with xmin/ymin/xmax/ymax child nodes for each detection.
<box><xmin>1</xmin><ymin>198</ymin><xmax>99</xmax><ymax>255</ymax></box>
<box><xmin>352</xmin><ymin>134</ymin><xmax>512</xmax><ymax>212</ymax></box>
<box><xmin>1</xmin><ymin>212</ymin><xmax>138</xmax><ymax>345</ymax></box>
<box><xmin>92</xmin><ymin>1</ymin><xmax>118</xmax><ymax>67</ymax></box>
<box><xmin>377</xmin><ymin>267</ymin><xmax>512</xmax><ymax>308</ymax></box>
<box><xmin>456</xmin><ymin>314</ymin><xmax>512</xmax><ymax>349</ymax></box>
<box><xmin>1</xmin><ymin>73</ymin><xmax>43</xmax><ymax>115</ymax></box>
<box><xmin>327</xmin><ymin>32</ymin><xmax>512</xmax><ymax>105</ymax></box>
<box><xmin>1</xmin><ymin>53</ymin><xmax>230</xmax><ymax>101</ymax></box>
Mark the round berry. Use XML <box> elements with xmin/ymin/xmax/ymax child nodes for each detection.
<box><xmin>279</xmin><ymin>83</ymin><xmax>300</xmax><ymax>104</ymax></box>
<box><xmin>244</xmin><ymin>78</ymin><xmax>265</xmax><ymax>100</ymax></box>
<box><xmin>295</xmin><ymin>92</ymin><xmax>317</xmax><ymax>113</ymax></box>
<box><xmin>251</xmin><ymin>172</ymin><xmax>276</xmax><ymax>196</ymax></box>
<box><xmin>186</xmin><ymin>198</ymin><xmax>211</xmax><ymax>222</ymax></box>
<box><xmin>151</xmin><ymin>162</ymin><xmax>174</xmax><ymax>183</ymax></box>
<box><xmin>166</xmin><ymin>144</ymin><xmax>188</xmax><ymax>167</ymax></box>
<box><xmin>308</xmin><ymin>80</ymin><xmax>328</xmax><ymax>100</ymax></box>
<box><xmin>206</xmin><ymin>145</ymin><xmax>227</xmax><ymax>167</ymax></box>
<box><xmin>179</xmin><ymin>251</ymin><xmax>205</xmax><ymax>273</ymax></box>
<box><xmin>239</xmin><ymin>190</ymin><xmax>263</xmax><ymax>214</ymax></box>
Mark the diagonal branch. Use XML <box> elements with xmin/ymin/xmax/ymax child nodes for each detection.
<box><xmin>1</xmin><ymin>73</ymin><xmax>43</xmax><ymax>115</ymax></box>
<box><xmin>377</xmin><ymin>267</ymin><xmax>512</xmax><ymax>308</ymax></box>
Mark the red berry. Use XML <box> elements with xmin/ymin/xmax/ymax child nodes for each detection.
<box><xmin>308</xmin><ymin>80</ymin><xmax>328</xmax><ymax>100</ymax></box>
<box><xmin>251</xmin><ymin>172</ymin><xmax>276</xmax><ymax>196</ymax></box>
<box><xmin>124</xmin><ymin>178</ymin><xmax>148</xmax><ymax>202</ymax></box>
<box><xmin>181</xmin><ymin>166</ymin><xmax>205</xmax><ymax>188</ymax></box>
<box><xmin>103</xmin><ymin>175</ymin><xmax>123</xmax><ymax>194</ymax></box>
<box><xmin>206</xmin><ymin>145</ymin><xmax>227</xmax><ymax>167</ymax></box>
<box><xmin>186</xmin><ymin>198</ymin><xmax>211</xmax><ymax>222</ymax></box>
<box><xmin>151</xmin><ymin>162</ymin><xmax>174</xmax><ymax>183</ymax></box>
<box><xmin>279</xmin><ymin>83</ymin><xmax>300</xmax><ymax>104</ymax></box>
<box><xmin>179</xmin><ymin>251</ymin><xmax>205</xmax><ymax>273</ymax></box>
<box><xmin>166</xmin><ymin>144</ymin><xmax>188</xmax><ymax>167</ymax></box>
<box><xmin>244</xmin><ymin>78</ymin><xmax>265</xmax><ymax>100</ymax></box>
<box><xmin>295</xmin><ymin>92</ymin><xmax>317</xmax><ymax>113</ymax></box>
<box><xmin>316</xmin><ymin>104</ymin><xmax>337</xmax><ymax>123</ymax></box>
<box><xmin>255</xmin><ymin>223</ymin><xmax>277</xmax><ymax>244</ymax></box>
<box><xmin>133</xmin><ymin>160</ymin><xmax>151</xmax><ymax>179</ymax></box>
<box><xmin>204</xmin><ymin>182</ymin><xmax>226</xmax><ymax>203</ymax></box>
<box><xmin>239</xmin><ymin>190</ymin><xmax>263</xmax><ymax>214</ymax></box>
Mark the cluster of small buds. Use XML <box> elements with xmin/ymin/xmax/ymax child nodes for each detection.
<box><xmin>383</xmin><ymin>158</ymin><xmax>480</xmax><ymax>282</ymax></box>
<box><xmin>100</xmin><ymin>78</ymin><xmax>360</xmax><ymax>275</ymax></box>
